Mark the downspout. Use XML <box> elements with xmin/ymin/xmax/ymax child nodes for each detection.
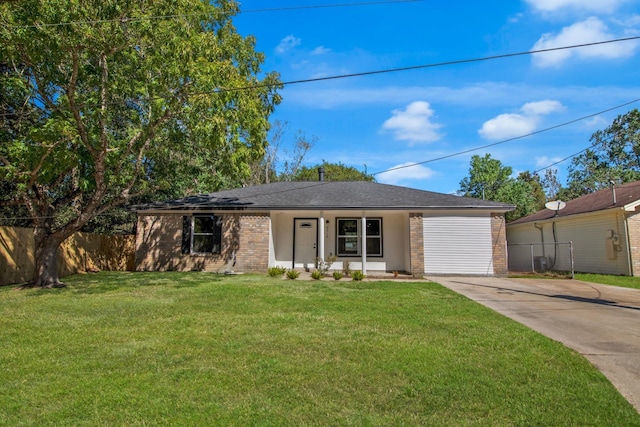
<box><xmin>534</xmin><ymin>223</ymin><xmax>545</xmax><ymax>257</ymax></box>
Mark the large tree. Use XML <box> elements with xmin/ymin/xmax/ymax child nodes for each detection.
<box><xmin>0</xmin><ymin>0</ymin><xmax>281</xmax><ymax>287</ymax></box>
<box><xmin>293</xmin><ymin>161</ymin><xmax>374</xmax><ymax>182</ymax></box>
<box><xmin>459</xmin><ymin>154</ymin><xmax>538</xmax><ymax>221</ymax></box>
<box><xmin>564</xmin><ymin>109</ymin><xmax>640</xmax><ymax>199</ymax></box>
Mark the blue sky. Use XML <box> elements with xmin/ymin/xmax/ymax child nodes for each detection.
<box><xmin>234</xmin><ymin>0</ymin><xmax>640</xmax><ymax>194</ymax></box>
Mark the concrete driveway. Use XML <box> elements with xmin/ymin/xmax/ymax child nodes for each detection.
<box><xmin>428</xmin><ymin>276</ymin><xmax>640</xmax><ymax>413</ymax></box>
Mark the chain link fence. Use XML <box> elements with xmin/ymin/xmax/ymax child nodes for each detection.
<box><xmin>508</xmin><ymin>242</ymin><xmax>574</xmax><ymax>278</ymax></box>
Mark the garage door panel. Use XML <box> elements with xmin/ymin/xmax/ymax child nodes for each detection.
<box><xmin>423</xmin><ymin>215</ymin><xmax>493</xmax><ymax>275</ymax></box>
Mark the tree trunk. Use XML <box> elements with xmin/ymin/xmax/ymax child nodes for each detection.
<box><xmin>23</xmin><ymin>230</ymin><xmax>67</xmax><ymax>288</ymax></box>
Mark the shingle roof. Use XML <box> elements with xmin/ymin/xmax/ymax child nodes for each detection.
<box><xmin>509</xmin><ymin>181</ymin><xmax>640</xmax><ymax>225</ymax></box>
<box><xmin>134</xmin><ymin>181</ymin><xmax>514</xmax><ymax>211</ymax></box>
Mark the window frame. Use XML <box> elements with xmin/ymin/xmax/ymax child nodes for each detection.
<box><xmin>187</xmin><ymin>215</ymin><xmax>222</xmax><ymax>255</ymax></box>
<box><xmin>336</xmin><ymin>217</ymin><xmax>383</xmax><ymax>257</ymax></box>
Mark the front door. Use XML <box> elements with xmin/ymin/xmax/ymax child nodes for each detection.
<box><xmin>294</xmin><ymin>219</ymin><xmax>318</xmax><ymax>270</ymax></box>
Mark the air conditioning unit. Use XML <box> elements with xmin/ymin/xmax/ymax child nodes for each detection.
<box><xmin>534</xmin><ymin>256</ymin><xmax>548</xmax><ymax>273</ymax></box>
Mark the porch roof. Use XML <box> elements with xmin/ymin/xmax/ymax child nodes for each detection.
<box><xmin>134</xmin><ymin>181</ymin><xmax>514</xmax><ymax>212</ymax></box>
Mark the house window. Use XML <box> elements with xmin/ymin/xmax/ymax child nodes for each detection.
<box><xmin>336</xmin><ymin>218</ymin><xmax>382</xmax><ymax>257</ymax></box>
<box><xmin>182</xmin><ymin>215</ymin><xmax>222</xmax><ymax>254</ymax></box>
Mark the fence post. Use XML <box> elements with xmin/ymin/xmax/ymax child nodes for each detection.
<box><xmin>570</xmin><ymin>241</ymin><xmax>574</xmax><ymax>279</ymax></box>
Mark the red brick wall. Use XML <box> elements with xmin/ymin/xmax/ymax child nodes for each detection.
<box><xmin>409</xmin><ymin>213</ymin><xmax>424</xmax><ymax>277</ymax></box>
<box><xmin>235</xmin><ymin>214</ymin><xmax>270</xmax><ymax>272</ymax></box>
<box><xmin>626</xmin><ymin>211</ymin><xmax>640</xmax><ymax>276</ymax></box>
<box><xmin>135</xmin><ymin>212</ymin><xmax>270</xmax><ymax>273</ymax></box>
<box><xmin>491</xmin><ymin>213</ymin><xmax>508</xmax><ymax>276</ymax></box>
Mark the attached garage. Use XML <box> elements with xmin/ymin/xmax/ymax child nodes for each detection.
<box><xmin>424</xmin><ymin>213</ymin><xmax>494</xmax><ymax>275</ymax></box>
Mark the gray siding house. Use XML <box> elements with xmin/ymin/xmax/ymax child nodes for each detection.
<box><xmin>507</xmin><ymin>181</ymin><xmax>640</xmax><ymax>276</ymax></box>
<box><xmin>134</xmin><ymin>180</ymin><xmax>514</xmax><ymax>277</ymax></box>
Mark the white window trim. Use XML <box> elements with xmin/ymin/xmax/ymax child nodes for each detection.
<box><xmin>336</xmin><ymin>217</ymin><xmax>382</xmax><ymax>257</ymax></box>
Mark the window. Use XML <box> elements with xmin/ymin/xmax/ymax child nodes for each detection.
<box><xmin>182</xmin><ymin>215</ymin><xmax>222</xmax><ymax>254</ymax></box>
<box><xmin>336</xmin><ymin>218</ymin><xmax>382</xmax><ymax>257</ymax></box>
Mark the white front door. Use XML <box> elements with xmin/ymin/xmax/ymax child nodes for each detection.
<box><xmin>294</xmin><ymin>219</ymin><xmax>318</xmax><ymax>269</ymax></box>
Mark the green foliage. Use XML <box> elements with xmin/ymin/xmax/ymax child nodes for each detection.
<box><xmin>351</xmin><ymin>270</ymin><xmax>365</xmax><ymax>281</ymax></box>
<box><xmin>315</xmin><ymin>254</ymin><xmax>337</xmax><ymax>276</ymax></box>
<box><xmin>293</xmin><ymin>161</ymin><xmax>374</xmax><ymax>182</ymax></box>
<box><xmin>459</xmin><ymin>154</ymin><xmax>540</xmax><ymax>221</ymax></box>
<box><xmin>267</xmin><ymin>266</ymin><xmax>286</xmax><ymax>277</ymax></box>
<box><xmin>310</xmin><ymin>270</ymin><xmax>323</xmax><ymax>280</ymax></box>
<box><xmin>285</xmin><ymin>269</ymin><xmax>300</xmax><ymax>280</ymax></box>
<box><xmin>564</xmin><ymin>109</ymin><xmax>640</xmax><ymax>199</ymax></box>
<box><xmin>0</xmin><ymin>0</ymin><xmax>281</xmax><ymax>284</ymax></box>
<box><xmin>332</xmin><ymin>271</ymin><xmax>344</xmax><ymax>280</ymax></box>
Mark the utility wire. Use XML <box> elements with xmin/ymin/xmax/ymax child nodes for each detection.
<box><xmin>214</xmin><ymin>36</ymin><xmax>640</xmax><ymax>92</ymax></box>
<box><xmin>371</xmin><ymin>97</ymin><xmax>640</xmax><ymax>176</ymax></box>
<box><xmin>1</xmin><ymin>36</ymin><xmax>637</xmax><ymax>119</ymax></box>
<box><xmin>3</xmin><ymin>0</ymin><xmax>422</xmax><ymax>29</ymax></box>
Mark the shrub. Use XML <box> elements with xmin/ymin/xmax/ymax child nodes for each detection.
<box><xmin>311</xmin><ymin>270</ymin><xmax>323</xmax><ymax>280</ymax></box>
<box><xmin>267</xmin><ymin>266</ymin><xmax>287</xmax><ymax>277</ymax></box>
<box><xmin>351</xmin><ymin>270</ymin><xmax>365</xmax><ymax>281</ymax></box>
<box><xmin>315</xmin><ymin>255</ymin><xmax>337</xmax><ymax>276</ymax></box>
<box><xmin>286</xmin><ymin>270</ymin><xmax>300</xmax><ymax>280</ymax></box>
<box><xmin>342</xmin><ymin>260</ymin><xmax>352</xmax><ymax>277</ymax></box>
<box><xmin>332</xmin><ymin>271</ymin><xmax>344</xmax><ymax>281</ymax></box>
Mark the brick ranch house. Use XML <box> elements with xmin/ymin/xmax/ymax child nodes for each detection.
<box><xmin>133</xmin><ymin>180</ymin><xmax>514</xmax><ymax>277</ymax></box>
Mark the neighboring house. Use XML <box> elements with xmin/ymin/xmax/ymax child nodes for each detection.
<box><xmin>133</xmin><ymin>178</ymin><xmax>514</xmax><ymax>277</ymax></box>
<box><xmin>507</xmin><ymin>181</ymin><xmax>640</xmax><ymax>276</ymax></box>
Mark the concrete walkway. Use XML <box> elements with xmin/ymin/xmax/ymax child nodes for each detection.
<box><xmin>428</xmin><ymin>276</ymin><xmax>640</xmax><ymax>413</ymax></box>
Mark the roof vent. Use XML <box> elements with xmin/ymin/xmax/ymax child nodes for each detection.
<box><xmin>318</xmin><ymin>167</ymin><xmax>325</xmax><ymax>182</ymax></box>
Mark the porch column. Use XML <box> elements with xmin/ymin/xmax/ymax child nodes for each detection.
<box><xmin>318</xmin><ymin>211</ymin><xmax>325</xmax><ymax>263</ymax></box>
<box><xmin>361</xmin><ymin>212</ymin><xmax>367</xmax><ymax>275</ymax></box>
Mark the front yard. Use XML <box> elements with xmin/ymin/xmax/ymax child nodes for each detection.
<box><xmin>1</xmin><ymin>272</ymin><xmax>638</xmax><ymax>426</ymax></box>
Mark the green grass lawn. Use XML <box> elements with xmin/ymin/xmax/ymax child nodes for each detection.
<box><xmin>1</xmin><ymin>272</ymin><xmax>638</xmax><ymax>426</ymax></box>
<box><xmin>576</xmin><ymin>273</ymin><xmax>640</xmax><ymax>290</ymax></box>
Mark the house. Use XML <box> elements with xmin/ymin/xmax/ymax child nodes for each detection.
<box><xmin>133</xmin><ymin>177</ymin><xmax>514</xmax><ymax>277</ymax></box>
<box><xmin>507</xmin><ymin>181</ymin><xmax>640</xmax><ymax>276</ymax></box>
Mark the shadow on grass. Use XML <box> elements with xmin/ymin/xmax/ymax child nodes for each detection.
<box><xmin>19</xmin><ymin>271</ymin><xmax>226</xmax><ymax>296</ymax></box>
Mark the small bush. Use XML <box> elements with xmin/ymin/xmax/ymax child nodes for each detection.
<box><xmin>332</xmin><ymin>271</ymin><xmax>344</xmax><ymax>280</ymax></box>
<box><xmin>267</xmin><ymin>266</ymin><xmax>287</xmax><ymax>277</ymax></box>
<box><xmin>311</xmin><ymin>270</ymin><xmax>323</xmax><ymax>280</ymax></box>
<box><xmin>342</xmin><ymin>260</ymin><xmax>352</xmax><ymax>277</ymax></box>
<box><xmin>351</xmin><ymin>270</ymin><xmax>365</xmax><ymax>281</ymax></box>
<box><xmin>286</xmin><ymin>270</ymin><xmax>300</xmax><ymax>280</ymax></box>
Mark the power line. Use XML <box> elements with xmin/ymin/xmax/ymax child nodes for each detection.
<box><xmin>218</xmin><ymin>36</ymin><xmax>640</xmax><ymax>91</ymax></box>
<box><xmin>3</xmin><ymin>0</ymin><xmax>422</xmax><ymax>29</ymax></box>
<box><xmin>1</xmin><ymin>36</ymin><xmax>637</xmax><ymax>119</ymax></box>
<box><xmin>371</xmin><ymin>97</ymin><xmax>640</xmax><ymax>176</ymax></box>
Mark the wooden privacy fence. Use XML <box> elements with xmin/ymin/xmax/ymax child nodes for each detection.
<box><xmin>0</xmin><ymin>227</ymin><xmax>135</xmax><ymax>286</ymax></box>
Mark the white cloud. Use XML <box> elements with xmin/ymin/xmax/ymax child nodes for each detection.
<box><xmin>276</xmin><ymin>35</ymin><xmax>301</xmax><ymax>54</ymax></box>
<box><xmin>381</xmin><ymin>101</ymin><xmax>443</xmax><ymax>144</ymax></box>
<box><xmin>535</xmin><ymin>156</ymin><xmax>563</xmax><ymax>168</ymax></box>
<box><xmin>525</xmin><ymin>0</ymin><xmax>630</xmax><ymax>13</ymax></box>
<box><xmin>478</xmin><ymin>114</ymin><xmax>538</xmax><ymax>141</ymax></box>
<box><xmin>311</xmin><ymin>46</ymin><xmax>331</xmax><ymax>55</ymax></box>
<box><xmin>508</xmin><ymin>13</ymin><xmax>524</xmax><ymax>23</ymax></box>
<box><xmin>585</xmin><ymin>115</ymin><xmax>609</xmax><ymax>128</ymax></box>
<box><xmin>532</xmin><ymin>17</ymin><xmax>638</xmax><ymax>67</ymax></box>
<box><xmin>376</xmin><ymin>162</ymin><xmax>436</xmax><ymax>185</ymax></box>
<box><xmin>521</xmin><ymin>100</ymin><xmax>565</xmax><ymax>115</ymax></box>
<box><xmin>478</xmin><ymin>99</ymin><xmax>565</xmax><ymax>141</ymax></box>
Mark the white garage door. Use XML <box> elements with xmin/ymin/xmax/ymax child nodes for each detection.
<box><xmin>423</xmin><ymin>214</ymin><xmax>493</xmax><ymax>275</ymax></box>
